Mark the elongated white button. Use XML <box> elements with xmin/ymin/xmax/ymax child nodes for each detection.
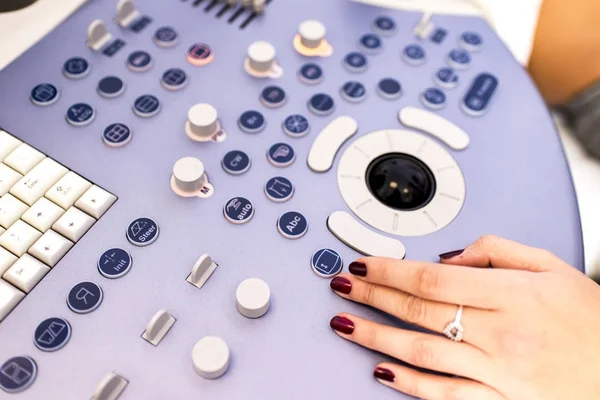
<box><xmin>10</xmin><ymin>158</ymin><xmax>69</xmax><ymax>206</ymax></box>
<box><xmin>0</xmin><ymin>194</ymin><xmax>28</xmax><ymax>229</ymax></box>
<box><xmin>22</xmin><ymin>197</ymin><xmax>65</xmax><ymax>232</ymax></box>
<box><xmin>92</xmin><ymin>373</ymin><xmax>128</xmax><ymax>400</ymax></box>
<box><xmin>3</xmin><ymin>254</ymin><xmax>49</xmax><ymax>293</ymax></box>
<box><xmin>187</xmin><ymin>254</ymin><xmax>218</xmax><ymax>289</ymax></box>
<box><xmin>87</xmin><ymin>20</ymin><xmax>113</xmax><ymax>51</ymax></box>
<box><xmin>0</xmin><ymin>279</ymin><xmax>24</xmax><ymax>321</ymax></box>
<box><xmin>46</xmin><ymin>171</ymin><xmax>92</xmax><ymax>209</ymax></box>
<box><xmin>142</xmin><ymin>309</ymin><xmax>176</xmax><ymax>346</ymax></box>
<box><xmin>308</xmin><ymin>116</ymin><xmax>358</xmax><ymax>173</ymax></box>
<box><xmin>0</xmin><ymin>220</ymin><xmax>42</xmax><ymax>257</ymax></box>
<box><xmin>116</xmin><ymin>0</ymin><xmax>140</xmax><ymax>28</ymax></box>
<box><xmin>52</xmin><ymin>207</ymin><xmax>95</xmax><ymax>242</ymax></box>
<box><xmin>0</xmin><ymin>247</ymin><xmax>17</xmax><ymax>275</ymax></box>
<box><xmin>399</xmin><ymin>107</ymin><xmax>470</xmax><ymax>150</ymax></box>
<box><xmin>0</xmin><ymin>131</ymin><xmax>22</xmax><ymax>160</ymax></box>
<box><xmin>192</xmin><ymin>336</ymin><xmax>230</xmax><ymax>379</ymax></box>
<box><xmin>29</xmin><ymin>230</ymin><xmax>73</xmax><ymax>267</ymax></box>
<box><xmin>4</xmin><ymin>143</ymin><xmax>45</xmax><ymax>175</ymax></box>
<box><xmin>327</xmin><ymin>211</ymin><xmax>406</xmax><ymax>259</ymax></box>
<box><xmin>75</xmin><ymin>185</ymin><xmax>116</xmax><ymax>219</ymax></box>
<box><xmin>0</xmin><ymin>164</ymin><xmax>22</xmax><ymax>196</ymax></box>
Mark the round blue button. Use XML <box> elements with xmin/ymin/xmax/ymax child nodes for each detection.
<box><xmin>97</xmin><ymin>76</ymin><xmax>125</xmax><ymax>98</ymax></box>
<box><xmin>402</xmin><ymin>44</ymin><xmax>427</xmax><ymax>66</ymax></box>
<box><xmin>308</xmin><ymin>93</ymin><xmax>335</xmax><ymax>116</ymax></box>
<box><xmin>222</xmin><ymin>150</ymin><xmax>251</xmax><ymax>175</ymax></box>
<box><xmin>298</xmin><ymin>63</ymin><xmax>323</xmax><ymax>85</ymax></box>
<box><xmin>126</xmin><ymin>217</ymin><xmax>159</xmax><ymax>246</ymax></box>
<box><xmin>127</xmin><ymin>50</ymin><xmax>153</xmax><ymax>72</ymax></box>
<box><xmin>341</xmin><ymin>81</ymin><xmax>367</xmax><ymax>103</ymax></box>
<box><xmin>267</xmin><ymin>143</ymin><xmax>295</xmax><ymax>167</ymax></box>
<box><xmin>153</xmin><ymin>26</ymin><xmax>179</xmax><ymax>48</ymax></box>
<box><xmin>62</xmin><ymin>57</ymin><xmax>90</xmax><ymax>79</ymax></box>
<box><xmin>435</xmin><ymin>67</ymin><xmax>459</xmax><ymax>89</ymax></box>
<box><xmin>30</xmin><ymin>83</ymin><xmax>59</xmax><ymax>106</ymax></box>
<box><xmin>102</xmin><ymin>123</ymin><xmax>131</xmax><ymax>148</ymax></box>
<box><xmin>377</xmin><ymin>78</ymin><xmax>402</xmax><ymax>99</ymax></box>
<box><xmin>421</xmin><ymin>87</ymin><xmax>447</xmax><ymax>110</ymax></box>
<box><xmin>67</xmin><ymin>281</ymin><xmax>103</xmax><ymax>314</ymax></box>
<box><xmin>343</xmin><ymin>52</ymin><xmax>368</xmax><ymax>73</ymax></box>
<box><xmin>161</xmin><ymin>68</ymin><xmax>188</xmax><ymax>91</ymax></box>
<box><xmin>373</xmin><ymin>16</ymin><xmax>396</xmax><ymax>35</ymax></box>
<box><xmin>223</xmin><ymin>197</ymin><xmax>254</xmax><ymax>225</ymax></box>
<box><xmin>447</xmin><ymin>49</ymin><xmax>471</xmax><ymax>70</ymax></box>
<box><xmin>238</xmin><ymin>110</ymin><xmax>266</xmax><ymax>133</ymax></box>
<box><xmin>282</xmin><ymin>114</ymin><xmax>310</xmax><ymax>138</ymax></box>
<box><xmin>187</xmin><ymin>43</ymin><xmax>213</xmax><ymax>64</ymax></box>
<box><xmin>460</xmin><ymin>31</ymin><xmax>483</xmax><ymax>51</ymax></box>
<box><xmin>260</xmin><ymin>85</ymin><xmax>287</xmax><ymax>108</ymax></box>
<box><xmin>133</xmin><ymin>95</ymin><xmax>161</xmax><ymax>118</ymax></box>
<box><xmin>66</xmin><ymin>103</ymin><xmax>95</xmax><ymax>126</ymax></box>
<box><xmin>277</xmin><ymin>211</ymin><xmax>308</xmax><ymax>239</ymax></box>
<box><xmin>0</xmin><ymin>356</ymin><xmax>37</xmax><ymax>393</ymax></box>
<box><xmin>33</xmin><ymin>317</ymin><xmax>72</xmax><ymax>352</ymax></box>
<box><xmin>265</xmin><ymin>176</ymin><xmax>294</xmax><ymax>202</ymax></box>
<box><xmin>358</xmin><ymin>33</ymin><xmax>382</xmax><ymax>54</ymax></box>
<box><xmin>311</xmin><ymin>248</ymin><xmax>343</xmax><ymax>278</ymax></box>
<box><xmin>98</xmin><ymin>248</ymin><xmax>133</xmax><ymax>278</ymax></box>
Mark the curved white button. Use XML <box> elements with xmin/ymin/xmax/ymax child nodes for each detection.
<box><xmin>327</xmin><ymin>211</ymin><xmax>406</xmax><ymax>259</ymax></box>
<box><xmin>142</xmin><ymin>309</ymin><xmax>175</xmax><ymax>346</ymax></box>
<box><xmin>92</xmin><ymin>373</ymin><xmax>128</xmax><ymax>400</ymax></box>
<box><xmin>87</xmin><ymin>20</ymin><xmax>113</xmax><ymax>51</ymax></box>
<box><xmin>187</xmin><ymin>254</ymin><xmax>218</xmax><ymax>289</ymax></box>
<box><xmin>115</xmin><ymin>0</ymin><xmax>140</xmax><ymax>28</ymax></box>
<box><xmin>399</xmin><ymin>107</ymin><xmax>470</xmax><ymax>150</ymax></box>
<box><xmin>308</xmin><ymin>116</ymin><xmax>358</xmax><ymax>173</ymax></box>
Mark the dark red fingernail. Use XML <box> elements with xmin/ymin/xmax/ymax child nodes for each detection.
<box><xmin>439</xmin><ymin>249</ymin><xmax>464</xmax><ymax>260</ymax></box>
<box><xmin>330</xmin><ymin>276</ymin><xmax>352</xmax><ymax>294</ymax></box>
<box><xmin>349</xmin><ymin>261</ymin><xmax>367</xmax><ymax>277</ymax></box>
<box><xmin>330</xmin><ymin>316</ymin><xmax>354</xmax><ymax>335</ymax></box>
<box><xmin>374</xmin><ymin>367</ymin><xmax>395</xmax><ymax>383</ymax></box>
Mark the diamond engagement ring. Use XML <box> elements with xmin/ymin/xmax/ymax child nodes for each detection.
<box><xmin>444</xmin><ymin>305</ymin><xmax>464</xmax><ymax>342</ymax></box>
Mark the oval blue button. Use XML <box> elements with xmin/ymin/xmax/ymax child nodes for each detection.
<box><xmin>460</xmin><ymin>32</ymin><xmax>483</xmax><ymax>51</ymax></box>
<box><xmin>97</xmin><ymin>76</ymin><xmax>125</xmax><ymax>98</ymax></box>
<box><xmin>462</xmin><ymin>73</ymin><xmax>499</xmax><ymax>117</ymax></box>
<box><xmin>359</xmin><ymin>33</ymin><xmax>382</xmax><ymax>54</ymax></box>
<box><xmin>63</xmin><ymin>57</ymin><xmax>90</xmax><ymax>79</ymax></box>
<box><xmin>33</xmin><ymin>317</ymin><xmax>72</xmax><ymax>352</ymax></box>
<box><xmin>127</xmin><ymin>217</ymin><xmax>159</xmax><ymax>246</ymax></box>
<box><xmin>260</xmin><ymin>85</ymin><xmax>286</xmax><ymax>108</ymax></box>
<box><xmin>222</xmin><ymin>150</ymin><xmax>251</xmax><ymax>175</ymax></box>
<box><xmin>421</xmin><ymin>88</ymin><xmax>447</xmax><ymax>110</ymax></box>
<box><xmin>377</xmin><ymin>78</ymin><xmax>402</xmax><ymax>99</ymax></box>
<box><xmin>66</xmin><ymin>103</ymin><xmax>95</xmax><ymax>126</ymax></box>
<box><xmin>298</xmin><ymin>63</ymin><xmax>323</xmax><ymax>85</ymax></box>
<box><xmin>341</xmin><ymin>81</ymin><xmax>367</xmax><ymax>103</ymax></box>
<box><xmin>161</xmin><ymin>68</ymin><xmax>188</xmax><ymax>91</ymax></box>
<box><xmin>373</xmin><ymin>16</ymin><xmax>396</xmax><ymax>35</ymax></box>
<box><xmin>67</xmin><ymin>281</ymin><xmax>103</xmax><ymax>314</ymax></box>
<box><xmin>133</xmin><ymin>95</ymin><xmax>161</xmax><ymax>118</ymax></box>
<box><xmin>0</xmin><ymin>356</ymin><xmax>37</xmax><ymax>393</ymax></box>
<box><xmin>343</xmin><ymin>52</ymin><xmax>368</xmax><ymax>73</ymax></box>
<box><xmin>282</xmin><ymin>114</ymin><xmax>310</xmax><ymax>138</ymax></box>
<box><xmin>154</xmin><ymin>26</ymin><xmax>178</xmax><ymax>48</ymax></box>
<box><xmin>447</xmin><ymin>49</ymin><xmax>471</xmax><ymax>70</ymax></box>
<box><xmin>267</xmin><ymin>143</ymin><xmax>295</xmax><ymax>167</ymax></box>
<box><xmin>127</xmin><ymin>50</ymin><xmax>153</xmax><ymax>72</ymax></box>
<box><xmin>265</xmin><ymin>176</ymin><xmax>294</xmax><ymax>202</ymax></box>
<box><xmin>238</xmin><ymin>110</ymin><xmax>266</xmax><ymax>133</ymax></box>
<box><xmin>30</xmin><ymin>83</ymin><xmax>59</xmax><ymax>106</ymax></box>
<box><xmin>308</xmin><ymin>93</ymin><xmax>335</xmax><ymax>116</ymax></box>
<box><xmin>434</xmin><ymin>67</ymin><xmax>459</xmax><ymax>89</ymax></box>
<box><xmin>98</xmin><ymin>248</ymin><xmax>133</xmax><ymax>278</ymax></box>
<box><xmin>311</xmin><ymin>248</ymin><xmax>343</xmax><ymax>278</ymax></box>
<box><xmin>402</xmin><ymin>44</ymin><xmax>427</xmax><ymax>66</ymax></box>
<box><xmin>223</xmin><ymin>197</ymin><xmax>254</xmax><ymax>225</ymax></box>
<box><xmin>277</xmin><ymin>211</ymin><xmax>308</xmax><ymax>239</ymax></box>
<box><xmin>103</xmin><ymin>123</ymin><xmax>131</xmax><ymax>148</ymax></box>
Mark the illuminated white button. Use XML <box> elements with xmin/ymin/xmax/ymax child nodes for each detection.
<box><xmin>4</xmin><ymin>144</ymin><xmax>45</xmax><ymax>175</ymax></box>
<box><xmin>29</xmin><ymin>230</ymin><xmax>73</xmax><ymax>267</ymax></box>
<box><xmin>0</xmin><ymin>163</ymin><xmax>22</xmax><ymax>196</ymax></box>
<box><xmin>22</xmin><ymin>197</ymin><xmax>65</xmax><ymax>232</ymax></box>
<box><xmin>186</xmin><ymin>104</ymin><xmax>220</xmax><ymax>141</ymax></box>
<box><xmin>327</xmin><ymin>211</ymin><xmax>406</xmax><ymax>259</ymax></box>
<box><xmin>399</xmin><ymin>107</ymin><xmax>470</xmax><ymax>150</ymax></box>
<box><xmin>247</xmin><ymin>41</ymin><xmax>276</xmax><ymax>73</ymax></box>
<box><xmin>3</xmin><ymin>254</ymin><xmax>49</xmax><ymax>293</ymax></box>
<box><xmin>299</xmin><ymin>20</ymin><xmax>326</xmax><ymax>48</ymax></box>
<box><xmin>172</xmin><ymin>157</ymin><xmax>208</xmax><ymax>194</ymax></box>
<box><xmin>0</xmin><ymin>247</ymin><xmax>17</xmax><ymax>275</ymax></box>
<box><xmin>91</xmin><ymin>373</ymin><xmax>128</xmax><ymax>400</ymax></box>
<box><xmin>46</xmin><ymin>171</ymin><xmax>92</xmax><ymax>209</ymax></box>
<box><xmin>0</xmin><ymin>220</ymin><xmax>42</xmax><ymax>257</ymax></box>
<box><xmin>75</xmin><ymin>185</ymin><xmax>116</xmax><ymax>219</ymax></box>
<box><xmin>308</xmin><ymin>116</ymin><xmax>358</xmax><ymax>173</ymax></box>
<box><xmin>236</xmin><ymin>278</ymin><xmax>270</xmax><ymax>318</ymax></box>
<box><xmin>142</xmin><ymin>309</ymin><xmax>176</xmax><ymax>346</ymax></box>
<box><xmin>87</xmin><ymin>20</ymin><xmax>113</xmax><ymax>51</ymax></box>
<box><xmin>0</xmin><ymin>279</ymin><xmax>24</xmax><ymax>321</ymax></box>
<box><xmin>10</xmin><ymin>158</ymin><xmax>68</xmax><ymax>206</ymax></box>
<box><xmin>0</xmin><ymin>131</ymin><xmax>22</xmax><ymax>160</ymax></box>
<box><xmin>52</xmin><ymin>207</ymin><xmax>95</xmax><ymax>242</ymax></box>
<box><xmin>0</xmin><ymin>194</ymin><xmax>28</xmax><ymax>229</ymax></box>
<box><xmin>192</xmin><ymin>336</ymin><xmax>230</xmax><ymax>379</ymax></box>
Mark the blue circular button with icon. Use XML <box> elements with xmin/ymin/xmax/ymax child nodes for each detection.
<box><xmin>265</xmin><ymin>176</ymin><xmax>294</xmax><ymax>202</ymax></box>
<box><xmin>460</xmin><ymin>31</ymin><xmax>483</xmax><ymax>51</ymax></box>
<box><xmin>447</xmin><ymin>49</ymin><xmax>471</xmax><ymax>69</ymax></box>
<box><xmin>127</xmin><ymin>217</ymin><xmax>159</xmax><ymax>246</ymax></box>
<box><xmin>97</xmin><ymin>76</ymin><xmax>125</xmax><ymax>98</ymax></box>
<box><xmin>402</xmin><ymin>44</ymin><xmax>427</xmax><ymax>66</ymax></box>
<box><xmin>343</xmin><ymin>52</ymin><xmax>368</xmax><ymax>73</ymax></box>
<box><xmin>223</xmin><ymin>197</ymin><xmax>254</xmax><ymax>225</ymax></box>
<box><xmin>298</xmin><ymin>63</ymin><xmax>323</xmax><ymax>85</ymax></box>
<box><xmin>67</xmin><ymin>281</ymin><xmax>103</xmax><ymax>314</ymax></box>
<box><xmin>102</xmin><ymin>123</ymin><xmax>131</xmax><ymax>148</ymax></box>
<box><xmin>435</xmin><ymin>67</ymin><xmax>459</xmax><ymax>89</ymax></box>
<box><xmin>98</xmin><ymin>248</ymin><xmax>133</xmax><ymax>278</ymax></box>
<box><xmin>267</xmin><ymin>143</ymin><xmax>295</xmax><ymax>167</ymax></box>
<box><xmin>0</xmin><ymin>356</ymin><xmax>37</xmax><ymax>393</ymax></box>
<box><xmin>311</xmin><ymin>248</ymin><xmax>343</xmax><ymax>278</ymax></box>
<box><xmin>222</xmin><ymin>150</ymin><xmax>251</xmax><ymax>175</ymax></box>
<box><xmin>308</xmin><ymin>93</ymin><xmax>335</xmax><ymax>116</ymax></box>
<box><xmin>238</xmin><ymin>110</ymin><xmax>266</xmax><ymax>133</ymax></box>
<box><xmin>260</xmin><ymin>85</ymin><xmax>287</xmax><ymax>108</ymax></box>
<box><xmin>277</xmin><ymin>211</ymin><xmax>308</xmax><ymax>239</ymax></box>
<box><xmin>30</xmin><ymin>83</ymin><xmax>59</xmax><ymax>106</ymax></box>
<box><xmin>66</xmin><ymin>103</ymin><xmax>95</xmax><ymax>126</ymax></box>
<box><xmin>153</xmin><ymin>26</ymin><xmax>178</xmax><ymax>48</ymax></box>
<box><xmin>421</xmin><ymin>87</ymin><xmax>447</xmax><ymax>110</ymax></box>
<box><xmin>282</xmin><ymin>114</ymin><xmax>310</xmax><ymax>138</ymax></box>
<box><xmin>62</xmin><ymin>57</ymin><xmax>90</xmax><ymax>79</ymax></box>
<box><xmin>133</xmin><ymin>95</ymin><xmax>161</xmax><ymax>118</ymax></box>
<box><xmin>127</xmin><ymin>50</ymin><xmax>153</xmax><ymax>72</ymax></box>
<box><xmin>377</xmin><ymin>78</ymin><xmax>402</xmax><ymax>99</ymax></box>
<box><xmin>33</xmin><ymin>317</ymin><xmax>72</xmax><ymax>352</ymax></box>
<box><xmin>373</xmin><ymin>16</ymin><xmax>396</xmax><ymax>35</ymax></box>
<box><xmin>161</xmin><ymin>68</ymin><xmax>188</xmax><ymax>91</ymax></box>
<box><xmin>341</xmin><ymin>81</ymin><xmax>367</xmax><ymax>103</ymax></box>
<box><xmin>359</xmin><ymin>33</ymin><xmax>382</xmax><ymax>54</ymax></box>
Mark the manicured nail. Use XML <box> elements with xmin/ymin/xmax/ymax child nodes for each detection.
<box><xmin>349</xmin><ymin>261</ymin><xmax>367</xmax><ymax>277</ymax></box>
<box><xmin>330</xmin><ymin>316</ymin><xmax>355</xmax><ymax>335</ymax></box>
<box><xmin>439</xmin><ymin>249</ymin><xmax>464</xmax><ymax>260</ymax></box>
<box><xmin>330</xmin><ymin>276</ymin><xmax>352</xmax><ymax>294</ymax></box>
<box><xmin>374</xmin><ymin>367</ymin><xmax>395</xmax><ymax>383</ymax></box>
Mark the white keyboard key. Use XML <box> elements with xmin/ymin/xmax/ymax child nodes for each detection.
<box><xmin>0</xmin><ymin>220</ymin><xmax>42</xmax><ymax>257</ymax></box>
<box><xmin>21</xmin><ymin>197</ymin><xmax>65</xmax><ymax>232</ymax></box>
<box><xmin>75</xmin><ymin>185</ymin><xmax>116</xmax><ymax>218</ymax></box>
<box><xmin>0</xmin><ymin>247</ymin><xmax>17</xmax><ymax>275</ymax></box>
<box><xmin>3</xmin><ymin>143</ymin><xmax>45</xmax><ymax>175</ymax></box>
<box><xmin>307</xmin><ymin>116</ymin><xmax>358</xmax><ymax>173</ymax></box>
<box><xmin>52</xmin><ymin>207</ymin><xmax>95</xmax><ymax>242</ymax></box>
<box><xmin>0</xmin><ymin>163</ymin><xmax>22</xmax><ymax>196</ymax></box>
<box><xmin>0</xmin><ymin>131</ymin><xmax>22</xmax><ymax>160</ymax></box>
<box><xmin>399</xmin><ymin>107</ymin><xmax>470</xmax><ymax>150</ymax></box>
<box><xmin>0</xmin><ymin>194</ymin><xmax>28</xmax><ymax>229</ymax></box>
<box><xmin>0</xmin><ymin>227</ymin><xmax>5</xmax><ymax>236</ymax></box>
<box><xmin>0</xmin><ymin>279</ymin><xmax>24</xmax><ymax>321</ymax></box>
<box><xmin>3</xmin><ymin>254</ymin><xmax>49</xmax><ymax>293</ymax></box>
<box><xmin>29</xmin><ymin>230</ymin><xmax>73</xmax><ymax>267</ymax></box>
<box><xmin>46</xmin><ymin>171</ymin><xmax>92</xmax><ymax>209</ymax></box>
<box><xmin>10</xmin><ymin>158</ymin><xmax>68</xmax><ymax>206</ymax></box>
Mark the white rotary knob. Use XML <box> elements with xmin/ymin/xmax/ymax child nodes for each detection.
<box><xmin>299</xmin><ymin>20</ymin><xmax>326</xmax><ymax>49</ymax></box>
<box><xmin>172</xmin><ymin>157</ymin><xmax>207</xmax><ymax>194</ymax></box>
<box><xmin>247</xmin><ymin>41</ymin><xmax>276</xmax><ymax>73</ymax></box>
<box><xmin>186</xmin><ymin>103</ymin><xmax>220</xmax><ymax>141</ymax></box>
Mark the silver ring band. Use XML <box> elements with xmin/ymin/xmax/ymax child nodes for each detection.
<box><xmin>444</xmin><ymin>305</ymin><xmax>465</xmax><ymax>342</ymax></box>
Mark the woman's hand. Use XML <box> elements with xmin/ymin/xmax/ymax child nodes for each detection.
<box><xmin>329</xmin><ymin>235</ymin><xmax>600</xmax><ymax>400</ymax></box>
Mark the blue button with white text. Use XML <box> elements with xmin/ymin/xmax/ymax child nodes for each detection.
<box><xmin>222</xmin><ymin>150</ymin><xmax>251</xmax><ymax>175</ymax></box>
<box><xmin>462</xmin><ymin>73</ymin><xmax>499</xmax><ymax>116</ymax></box>
<box><xmin>421</xmin><ymin>88</ymin><xmax>447</xmax><ymax>109</ymax></box>
<box><xmin>460</xmin><ymin>32</ymin><xmax>483</xmax><ymax>51</ymax></box>
<box><xmin>0</xmin><ymin>356</ymin><xmax>37</xmax><ymax>393</ymax></box>
<box><xmin>447</xmin><ymin>49</ymin><xmax>471</xmax><ymax>70</ymax></box>
<box><xmin>66</xmin><ymin>103</ymin><xmax>95</xmax><ymax>126</ymax></box>
<box><xmin>153</xmin><ymin>26</ymin><xmax>178</xmax><ymax>48</ymax></box>
<box><xmin>402</xmin><ymin>44</ymin><xmax>427</xmax><ymax>66</ymax></box>
<box><xmin>277</xmin><ymin>211</ymin><xmax>308</xmax><ymax>239</ymax></box>
<box><xmin>223</xmin><ymin>197</ymin><xmax>254</xmax><ymax>225</ymax></box>
<box><xmin>67</xmin><ymin>281</ymin><xmax>103</xmax><ymax>314</ymax></box>
<box><xmin>127</xmin><ymin>217</ymin><xmax>159</xmax><ymax>246</ymax></box>
<box><xmin>341</xmin><ymin>81</ymin><xmax>367</xmax><ymax>103</ymax></box>
<box><xmin>260</xmin><ymin>86</ymin><xmax>286</xmax><ymax>108</ymax></box>
<box><xmin>359</xmin><ymin>33</ymin><xmax>382</xmax><ymax>54</ymax></box>
<box><xmin>298</xmin><ymin>63</ymin><xmax>323</xmax><ymax>84</ymax></box>
<box><xmin>308</xmin><ymin>93</ymin><xmax>335</xmax><ymax>116</ymax></box>
<box><xmin>33</xmin><ymin>317</ymin><xmax>72</xmax><ymax>352</ymax></box>
<box><xmin>435</xmin><ymin>67</ymin><xmax>459</xmax><ymax>89</ymax></box>
<box><xmin>98</xmin><ymin>248</ymin><xmax>133</xmax><ymax>278</ymax></box>
<box><xmin>311</xmin><ymin>248</ymin><xmax>343</xmax><ymax>278</ymax></box>
<box><xmin>265</xmin><ymin>177</ymin><xmax>294</xmax><ymax>202</ymax></box>
<box><xmin>127</xmin><ymin>50</ymin><xmax>153</xmax><ymax>72</ymax></box>
<box><xmin>373</xmin><ymin>16</ymin><xmax>396</xmax><ymax>35</ymax></box>
<box><xmin>238</xmin><ymin>110</ymin><xmax>265</xmax><ymax>133</ymax></box>
<box><xmin>343</xmin><ymin>52</ymin><xmax>368</xmax><ymax>73</ymax></box>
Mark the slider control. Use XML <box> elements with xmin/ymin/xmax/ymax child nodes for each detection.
<box><xmin>187</xmin><ymin>254</ymin><xmax>218</xmax><ymax>289</ymax></box>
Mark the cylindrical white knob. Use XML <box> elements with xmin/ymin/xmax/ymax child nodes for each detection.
<box><xmin>172</xmin><ymin>157</ymin><xmax>207</xmax><ymax>193</ymax></box>
<box><xmin>192</xmin><ymin>336</ymin><xmax>230</xmax><ymax>379</ymax></box>
<box><xmin>299</xmin><ymin>20</ymin><xmax>326</xmax><ymax>48</ymax></box>
<box><xmin>187</xmin><ymin>103</ymin><xmax>219</xmax><ymax>140</ymax></box>
<box><xmin>247</xmin><ymin>41</ymin><xmax>275</xmax><ymax>72</ymax></box>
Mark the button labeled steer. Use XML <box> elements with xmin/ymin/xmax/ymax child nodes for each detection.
<box><xmin>126</xmin><ymin>217</ymin><xmax>159</xmax><ymax>246</ymax></box>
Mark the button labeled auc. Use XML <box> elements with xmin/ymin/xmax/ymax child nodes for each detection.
<box><xmin>462</xmin><ymin>73</ymin><xmax>499</xmax><ymax>116</ymax></box>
